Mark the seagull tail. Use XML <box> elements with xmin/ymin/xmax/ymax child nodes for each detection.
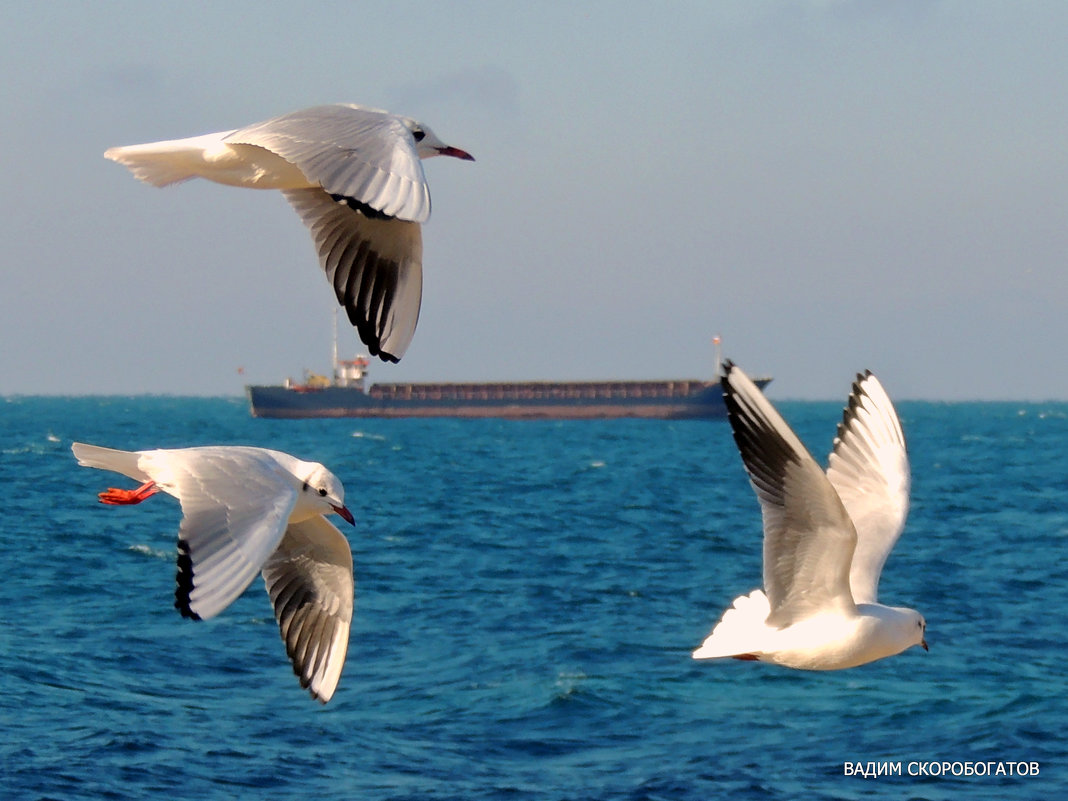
<box><xmin>692</xmin><ymin>589</ymin><xmax>771</xmax><ymax>660</ymax></box>
<box><xmin>71</xmin><ymin>442</ymin><xmax>149</xmax><ymax>483</ymax></box>
<box><xmin>103</xmin><ymin>134</ymin><xmax>224</xmax><ymax>187</ymax></box>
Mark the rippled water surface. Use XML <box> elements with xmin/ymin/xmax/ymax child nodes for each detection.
<box><xmin>2</xmin><ymin>396</ymin><xmax>1066</xmax><ymax>799</ymax></box>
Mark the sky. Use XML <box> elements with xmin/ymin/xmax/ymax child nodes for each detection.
<box><xmin>2</xmin><ymin>1</ymin><xmax>1066</xmax><ymax>400</ymax></box>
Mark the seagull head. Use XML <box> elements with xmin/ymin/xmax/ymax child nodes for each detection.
<box><xmin>904</xmin><ymin>609</ymin><xmax>928</xmax><ymax>652</ymax></box>
<box><xmin>300</xmin><ymin>464</ymin><xmax>355</xmax><ymax>525</ymax></box>
<box><xmin>406</xmin><ymin>121</ymin><xmax>475</xmax><ymax>162</ymax></box>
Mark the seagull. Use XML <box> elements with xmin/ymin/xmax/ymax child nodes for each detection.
<box><xmin>692</xmin><ymin>362</ymin><xmax>927</xmax><ymax>670</ymax></box>
<box><xmin>72</xmin><ymin>442</ymin><xmax>356</xmax><ymax>702</ymax></box>
<box><xmin>104</xmin><ymin>103</ymin><xmax>474</xmax><ymax>363</ymax></box>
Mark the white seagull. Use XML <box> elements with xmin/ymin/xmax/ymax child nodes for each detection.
<box><xmin>104</xmin><ymin>103</ymin><xmax>474</xmax><ymax>363</ymax></box>
<box><xmin>72</xmin><ymin>442</ymin><xmax>356</xmax><ymax>702</ymax></box>
<box><xmin>692</xmin><ymin>362</ymin><xmax>927</xmax><ymax>670</ymax></box>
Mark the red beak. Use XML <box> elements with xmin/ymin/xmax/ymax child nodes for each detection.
<box><xmin>332</xmin><ymin>504</ymin><xmax>356</xmax><ymax>525</ymax></box>
<box><xmin>437</xmin><ymin>145</ymin><xmax>475</xmax><ymax>161</ymax></box>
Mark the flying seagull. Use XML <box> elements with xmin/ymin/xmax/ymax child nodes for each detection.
<box><xmin>692</xmin><ymin>362</ymin><xmax>927</xmax><ymax>670</ymax></box>
<box><xmin>105</xmin><ymin>103</ymin><xmax>474</xmax><ymax>362</ymax></box>
<box><xmin>73</xmin><ymin>442</ymin><xmax>356</xmax><ymax>702</ymax></box>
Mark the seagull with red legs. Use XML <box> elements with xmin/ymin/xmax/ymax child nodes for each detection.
<box><xmin>73</xmin><ymin>442</ymin><xmax>356</xmax><ymax>703</ymax></box>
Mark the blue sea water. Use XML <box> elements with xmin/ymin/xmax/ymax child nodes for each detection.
<box><xmin>1</xmin><ymin>396</ymin><xmax>1066</xmax><ymax>800</ymax></box>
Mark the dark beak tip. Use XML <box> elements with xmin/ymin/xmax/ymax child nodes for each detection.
<box><xmin>333</xmin><ymin>505</ymin><xmax>356</xmax><ymax>525</ymax></box>
<box><xmin>440</xmin><ymin>146</ymin><xmax>475</xmax><ymax>161</ymax></box>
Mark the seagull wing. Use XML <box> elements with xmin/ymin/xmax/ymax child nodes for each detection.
<box><xmin>721</xmin><ymin>362</ymin><xmax>858</xmax><ymax>627</ymax></box>
<box><xmin>826</xmin><ymin>371</ymin><xmax>910</xmax><ymax>604</ymax></box>
<box><xmin>225</xmin><ymin>104</ymin><xmax>431</xmax><ymax>223</ymax></box>
<box><xmin>138</xmin><ymin>447</ymin><xmax>298</xmax><ymax>621</ymax></box>
<box><xmin>262</xmin><ymin>515</ymin><xmax>354</xmax><ymax>703</ymax></box>
<box><xmin>282</xmin><ymin>187</ymin><xmax>422</xmax><ymax>362</ymax></box>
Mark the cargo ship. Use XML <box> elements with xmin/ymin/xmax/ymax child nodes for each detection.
<box><xmin>246</xmin><ymin>338</ymin><xmax>771</xmax><ymax>420</ymax></box>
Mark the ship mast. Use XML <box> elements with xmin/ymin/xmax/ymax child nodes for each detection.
<box><xmin>332</xmin><ymin>306</ymin><xmax>339</xmax><ymax>383</ymax></box>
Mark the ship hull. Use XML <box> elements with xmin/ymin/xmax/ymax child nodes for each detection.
<box><xmin>246</xmin><ymin>379</ymin><xmax>771</xmax><ymax>420</ymax></box>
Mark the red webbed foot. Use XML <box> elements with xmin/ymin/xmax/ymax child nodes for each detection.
<box><xmin>98</xmin><ymin>480</ymin><xmax>159</xmax><ymax>505</ymax></box>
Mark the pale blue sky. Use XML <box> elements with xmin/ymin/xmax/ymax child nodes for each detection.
<box><xmin>2</xmin><ymin>1</ymin><xmax>1065</xmax><ymax>399</ymax></box>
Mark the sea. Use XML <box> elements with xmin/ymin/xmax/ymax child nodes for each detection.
<box><xmin>1</xmin><ymin>395</ymin><xmax>1065</xmax><ymax>800</ymax></box>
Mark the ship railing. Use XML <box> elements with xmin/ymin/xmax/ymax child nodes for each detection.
<box><xmin>365</xmin><ymin>379</ymin><xmax>706</xmax><ymax>403</ymax></box>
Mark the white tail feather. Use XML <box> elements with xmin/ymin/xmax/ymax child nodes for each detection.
<box><xmin>104</xmin><ymin>131</ymin><xmax>236</xmax><ymax>187</ymax></box>
<box><xmin>104</xmin><ymin>143</ymin><xmax>200</xmax><ymax>188</ymax></box>
<box><xmin>692</xmin><ymin>589</ymin><xmax>771</xmax><ymax>659</ymax></box>
<box><xmin>71</xmin><ymin>442</ymin><xmax>149</xmax><ymax>483</ymax></box>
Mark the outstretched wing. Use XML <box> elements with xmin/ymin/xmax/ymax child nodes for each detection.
<box><xmin>721</xmin><ymin>361</ymin><xmax>858</xmax><ymax>627</ymax></box>
<box><xmin>225</xmin><ymin>104</ymin><xmax>431</xmax><ymax>223</ymax></box>
<box><xmin>826</xmin><ymin>371</ymin><xmax>910</xmax><ymax>604</ymax></box>
<box><xmin>138</xmin><ymin>447</ymin><xmax>297</xmax><ymax>621</ymax></box>
<box><xmin>262</xmin><ymin>515</ymin><xmax>354</xmax><ymax>703</ymax></box>
<box><xmin>283</xmin><ymin>187</ymin><xmax>422</xmax><ymax>362</ymax></box>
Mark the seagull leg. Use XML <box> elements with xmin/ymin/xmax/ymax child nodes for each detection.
<box><xmin>98</xmin><ymin>480</ymin><xmax>159</xmax><ymax>505</ymax></box>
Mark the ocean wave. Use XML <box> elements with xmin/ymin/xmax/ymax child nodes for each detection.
<box><xmin>127</xmin><ymin>544</ymin><xmax>172</xmax><ymax>560</ymax></box>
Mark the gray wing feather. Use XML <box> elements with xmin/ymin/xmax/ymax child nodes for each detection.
<box><xmin>283</xmin><ymin>187</ymin><xmax>422</xmax><ymax>362</ymax></box>
<box><xmin>262</xmin><ymin>515</ymin><xmax>354</xmax><ymax>703</ymax></box>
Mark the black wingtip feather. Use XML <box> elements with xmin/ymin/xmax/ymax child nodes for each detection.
<box><xmin>340</xmin><ymin>253</ymin><xmax>404</xmax><ymax>363</ymax></box>
<box><xmin>330</xmin><ymin>193</ymin><xmax>393</xmax><ymax>221</ymax></box>
<box><xmin>851</xmin><ymin>369</ymin><xmax>873</xmax><ymax>395</ymax></box>
<box><xmin>720</xmin><ymin>362</ymin><xmax>802</xmax><ymax>497</ymax></box>
<box><xmin>174</xmin><ymin>539</ymin><xmax>201</xmax><ymax>621</ymax></box>
<box><xmin>835</xmin><ymin>369</ymin><xmax>878</xmax><ymax>446</ymax></box>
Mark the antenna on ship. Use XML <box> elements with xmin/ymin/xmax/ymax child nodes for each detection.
<box><xmin>332</xmin><ymin>305</ymin><xmax>339</xmax><ymax>383</ymax></box>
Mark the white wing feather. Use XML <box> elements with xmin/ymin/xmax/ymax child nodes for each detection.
<box><xmin>225</xmin><ymin>104</ymin><xmax>431</xmax><ymax>222</ymax></box>
<box><xmin>721</xmin><ymin>363</ymin><xmax>858</xmax><ymax>627</ymax></box>
<box><xmin>137</xmin><ymin>447</ymin><xmax>298</xmax><ymax>621</ymax></box>
<box><xmin>826</xmin><ymin>372</ymin><xmax>910</xmax><ymax>604</ymax></box>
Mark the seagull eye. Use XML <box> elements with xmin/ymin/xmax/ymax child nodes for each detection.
<box><xmin>412</xmin><ymin>129</ymin><xmax>426</xmax><ymax>142</ymax></box>
<box><xmin>318</xmin><ymin>487</ymin><xmax>328</xmax><ymax>497</ymax></box>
